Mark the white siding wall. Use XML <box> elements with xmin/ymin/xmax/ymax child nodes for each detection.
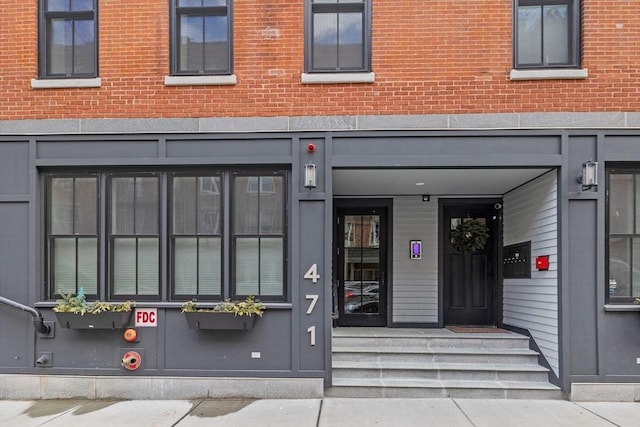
<box><xmin>392</xmin><ymin>196</ymin><xmax>438</xmax><ymax>323</ymax></box>
<box><xmin>503</xmin><ymin>171</ymin><xmax>559</xmax><ymax>375</ymax></box>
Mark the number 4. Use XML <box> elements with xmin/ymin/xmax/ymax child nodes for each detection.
<box><xmin>303</xmin><ymin>264</ymin><xmax>320</xmax><ymax>283</ymax></box>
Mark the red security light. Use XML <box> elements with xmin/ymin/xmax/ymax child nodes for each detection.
<box><xmin>535</xmin><ymin>255</ymin><xmax>550</xmax><ymax>271</ymax></box>
<box><xmin>307</xmin><ymin>143</ymin><xmax>316</xmax><ymax>153</ymax></box>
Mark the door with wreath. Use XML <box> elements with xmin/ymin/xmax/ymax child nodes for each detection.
<box><xmin>442</xmin><ymin>201</ymin><xmax>500</xmax><ymax>326</ymax></box>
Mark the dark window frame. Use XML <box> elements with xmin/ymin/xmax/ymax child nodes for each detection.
<box><xmin>46</xmin><ymin>173</ymin><xmax>100</xmax><ymax>300</ymax></box>
<box><xmin>513</xmin><ymin>0</ymin><xmax>581</xmax><ymax>69</ymax></box>
<box><xmin>305</xmin><ymin>0</ymin><xmax>372</xmax><ymax>73</ymax></box>
<box><xmin>169</xmin><ymin>172</ymin><xmax>224</xmax><ymax>300</ymax></box>
<box><xmin>169</xmin><ymin>0</ymin><xmax>233</xmax><ymax>76</ymax></box>
<box><xmin>45</xmin><ymin>168</ymin><xmax>288</xmax><ymax>303</ymax></box>
<box><xmin>606</xmin><ymin>166</ymin><xmax>640</xmax><ymax>304</ymax></box>
<box><xmin>231</xmin><ymin>171</ymin><xmax>288</xmax><ymax>302</ymax></box>
<box><xmin>107</xmin><ymin>172</ymin><xmax>162</xmax><ymax>301</ymax></box>
<box><xmin>38</xmin><ymin>0</ymin><xmax>98</xmax><ymax>78</ymax></box>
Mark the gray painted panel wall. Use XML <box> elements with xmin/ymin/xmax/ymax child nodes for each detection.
<box><xmin>332</xmin><ymin>135</ymin><xmax>562</xmax><ymax>157</ymax></box>
<box><xmin>3</xmin><ymin>133</ymin><xmax>315</xmax><ymax>380</ymax></box>
<box><xmin>163</xmin><ymin>309</ymin><xmax>292</xmax><ymax>372</ymax></box>
<box><xmin>0</xmin><ymin>203</ymin><xmax>31</xmax><ymax>369</ymax></box>
<box><xmin>601</xmin><ymin>313</ymin><xmax>640</xmax><ymax>377</ymax></box>
<box><xmin>604</xmin><ymin>136</ymin><xmax>640</xmax><ymax>160</ymax></box>
<box><xmin>166</xmin><ymin>138</ymin><xmax>293</xmax><ymax>159</ymax></box>
<box><xmin>0</xmin><ymin>142</ymin><xmax>29</xmax><ymax>194</ymax></box>
<box><xmin>298</xmin><ymin>200</ymin><xmax>327</xmax><ymax>371</ymax></box>
<box><xmin>392</xmin><ymin>196</ymin><xmax>438</xmax><ymax>323</ymax></box>
<box><xmin>567</xmin><ymin>199</ymin><xmax>599</xmax><ymax>376</ymax></box>
<box><xmin>37</xmin><ymin>139</ymin><xmax>159</xmax><ymax>159</ymax></box>
<box><xmin>503</xmin><ymin>171</ymin><xmax>559</xmax><ymax>375</ymax></box>
<box><xmin>565</xmin><ymin>133</ymin><xmax>640</xmax><ymax>385</ymax></box>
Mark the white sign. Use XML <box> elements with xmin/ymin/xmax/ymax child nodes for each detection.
<box><xmin>134</xmin><ymin>308</ymin><xmax>157</xmax><ymax>327</ymax></box>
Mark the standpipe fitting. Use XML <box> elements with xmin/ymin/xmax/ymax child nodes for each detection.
<box><xmin>121</xmin><ymin>351</ymin><xmax>141</xmax><ymax>370</ymax></box>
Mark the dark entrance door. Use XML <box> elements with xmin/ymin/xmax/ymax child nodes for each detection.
<box><xmin>442</xmin><ymin>201</ymin><xmax>500</xmax><ymax>326</ymax></box>
<box><xmin>335</xmin><ymin>202</ymin><xmax>388</xmax><ymax>327</ymax></box>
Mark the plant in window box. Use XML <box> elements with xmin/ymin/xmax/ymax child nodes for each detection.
<box><xmin>53</xmin><ymin>288</ymin><xmax>135</xmax><ymax>330</ymax></box>
<box><xmin>181</xmin><ymin>296</ymin><xmax>265</xmax><ymax>331</ymax></box>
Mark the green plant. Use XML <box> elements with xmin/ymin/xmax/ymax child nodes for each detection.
<box><xmin>450</xmin><ymin>219</ymin><xmax>490</xmax><ymax>254</ymax></box>
<box><xmin>181</xmin><ymin>296</ymin><xmax>265</xmax><ymax>317</ymax></box>
<box><xmin>53</xmin><ymin>288</ymin><xmax>134</xmax><ymax>315</ymax></box>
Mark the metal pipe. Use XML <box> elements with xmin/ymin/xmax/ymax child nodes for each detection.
<box><xmin>0</xmin><ymin>295</ymin><xmax>51</xmax><ymax>334</ymax></box>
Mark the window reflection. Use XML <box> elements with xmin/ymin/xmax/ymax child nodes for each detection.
<box><xmin>343</xmin><ymin>214</ymin><xmax>380</xmax><ymax>314</ymax></box>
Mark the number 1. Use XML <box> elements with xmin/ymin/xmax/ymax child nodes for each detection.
<box><xmin>307</xmin><ymin>326</ymin><xmax>316</xmax><ymax>346</ymax></box>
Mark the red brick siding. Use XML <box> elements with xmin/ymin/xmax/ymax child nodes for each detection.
<box><xmin>0</xmin><ymin>1</ymin><xmax>638</xmax><ymax>119</ymax></box>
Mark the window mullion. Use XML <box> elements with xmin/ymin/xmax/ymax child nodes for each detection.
<box><xmin>134</xmin><ymin>237</ymin><xmax>139</xmax><ymax>295</ymax></box>
<box><xmin>539</xmin><ymin>5</ymin><xmax>545</xmax><ymax>65</ymax></box>
<box><xmin>74</xmin><ymin>237</ymin><xmax>79</xmax><ymax>294</ymax></box>
<box><xmin>195</xmin><ymin>178</ymin><xmax>200</xmax><ymax>295</ymax></box>
<box><xmin>224</xmin><ymin>173</ymin><xmax>231</xmax><ymax>299</ymax></box>
<box><xmin>257</xmin><ymin>177</ymin><xmax>262</xmax><ymax>295</ymax></box>
<box><xmin>634</xmin><ymin>172</ymin><xmax>638</xmax><ymax>235</ymax></box>
<box><xmin>71</xmin><ymin>20</ymin><xmax>77</xmax><ymax>74</ymax></box>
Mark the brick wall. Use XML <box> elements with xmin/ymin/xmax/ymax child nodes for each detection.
<box><xmin>0</xmin><ymin>1</ymin><xmax>638</xmax><ymax>120</ymax></box>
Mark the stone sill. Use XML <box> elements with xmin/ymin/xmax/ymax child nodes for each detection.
<box><xmin>31</xmin><ymin>78</ymin><xmax>101</xmax><ymax>89</ymax></box>
<box><xmin>164</xmin><ymin>75</ymin><xmax>237</xmax><ymax>86</ymax></box>
<box><xmin>510</xmin><ymin>69</ymin><xmax>588</xmax><ymax>81</ymax></box>
<box><xmin>603</xmin><ymin>304</ymin><xmax>640</xmax><ymax>312</ymax></box>
<box><xmin>301</xmin><ymin>72</ymin><xmax>375</xmax><ymax>84</ymax></box>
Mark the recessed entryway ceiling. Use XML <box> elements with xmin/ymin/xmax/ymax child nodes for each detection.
<box><xmin>333</xmin><ymin>168</ymin><xmax>553</xmax><ymax>196</ymax></box>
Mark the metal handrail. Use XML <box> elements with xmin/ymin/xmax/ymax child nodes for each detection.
<box><xmin>0</xmin><ymin>295</ymin><xmax>51</xmax><ymax>334</ymax></box>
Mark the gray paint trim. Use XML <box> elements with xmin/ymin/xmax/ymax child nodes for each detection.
<box><xmin>324</xmin><ymin>134</ymin><xmax>334</xmax><ymax>385</ymax></box>
<box><xmin>2</xmin><ymin>112</ymin><xmax>640</xmax><ymax>135</ymax></box>
<box><xmin>559</xmin><ymin>135</ymin><xmax>570</xmax><ymax>392</ymax></box>
<box><xmin>595</xmin><ymin>133</ymin><xmax>607</xmax><ymax>385</ymax></box>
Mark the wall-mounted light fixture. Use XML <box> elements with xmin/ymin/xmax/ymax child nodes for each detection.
<box><xmin>577</xmin><ymin>160</ymin><xmax>598</xmax><ymax>191</ymax></box>
<box><xmin>304</xmin><ymin>163</ymin><xmax>317</xmax><ymax>189</ymax></box>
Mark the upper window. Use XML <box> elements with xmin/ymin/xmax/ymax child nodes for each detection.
<box><xmin>39</xmin><ymin>0</ymin><xmax>97</xmax><ymax>78</ymax></box>
<box><xmin>305</xmin><ymin>0</ymin><xmax>371</xmax><ymax>73</ymax></box>
<box><xmin>514</xmin><ymin>0</ymin><xmax>580</xmax><ymax>69</ymax></box>
<box><xmin>171</xmin><ymin>0</ymin><xmax>232</xmax><ymax>75</ymax></box>
<box><xmin>607</xmin><ymin>168</ymin><xmax>640</xmax><ymax>304</ymax></box>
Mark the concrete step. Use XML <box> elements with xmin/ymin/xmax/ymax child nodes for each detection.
<box><xmin>326</xmin><ymin>378</ymin><xmax>564</xmax><ymax>399</ymax></box>
<box><xmin>329</xmin><ymin>328</ymin><xmax>561</xmax><ymax>399</ymax></box>
<box><xmin>332</xmin><ymin>334</ymin><xmax>531</xmax><ymax>350</ymax></box>
<box><xmin>332</xmin><ymin>346</ymin><xmax>541</xmax><ymax>364</ymax></box>
<box><xmin>332</xmin><ymin>361</ymin><xmax>550</xmax><ymax>382</ymax></box>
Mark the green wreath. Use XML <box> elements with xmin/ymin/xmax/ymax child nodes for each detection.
<box><xmin>450</xmin><ymin>219</ymin><xmax>489</xmax><ymax>254</ymax></box>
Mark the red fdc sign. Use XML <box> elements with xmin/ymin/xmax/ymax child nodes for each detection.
<box><xmin>134</xmin><ymin>308</ymin><xmax>157</xmax><ymax>327</ymax></box>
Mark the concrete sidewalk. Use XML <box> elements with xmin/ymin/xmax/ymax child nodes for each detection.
<box><xmin>1</xmin><ymin>398</ymin><xmax>638</xmax><ymax>427</ymax></box>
